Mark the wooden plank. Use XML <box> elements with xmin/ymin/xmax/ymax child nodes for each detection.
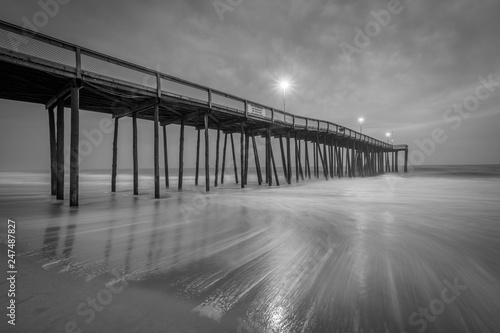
<box><xmin>46</xmin><ymin>80</ymin><xmax>72</xmax><ymax>110</ymax></box>
<box><xmin>57</xmin><ymin>99</ymin><xmax>64</xmax><ymax>200</ymax></box>
<box><xmin>113</xmin><ymin>98</ymin><xmax>157</xmax><ymax>119</ymax></box>
<box><xmin>69</xmin><ymin>86</ymin><xmax>79</xmax><ymax>207</ymax></box>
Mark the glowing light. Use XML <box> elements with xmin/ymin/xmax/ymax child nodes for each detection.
<box><xmin>358</xmin><ymin>117</ymin><xmax>364</xmax><ymax>124</ymax></box>
<box><xmin>279</xmin><ymin>80</ymin><xmax>290</xmax><ymax>91</ymax></box>
<box><xmin>386</xmin><ymin>132</ymin><xmax>391</xmax><ymax>137</ymax></box>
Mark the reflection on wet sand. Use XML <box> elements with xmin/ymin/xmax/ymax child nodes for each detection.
<box><xmin>3</xmin><ymin>171</ymin><xmax>500</xmax><ymax>332</ymax></box>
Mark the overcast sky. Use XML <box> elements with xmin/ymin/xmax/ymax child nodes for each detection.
<box><xmin>1</xmin><ymin>0</ymin><xmax>499</xmax><ymax>171</ymax></box>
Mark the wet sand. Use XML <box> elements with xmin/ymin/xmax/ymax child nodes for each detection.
<box><xmin>1</xmin><ymin>168</ymin><xmax>499</xmax><ymax>332</ymax></box>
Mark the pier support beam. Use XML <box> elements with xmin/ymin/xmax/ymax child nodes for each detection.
<box><xmin>57</xmin><ymin>99</ymin><xmax>64</xmax><ymax>200</ymax></box>
<box><xmin>221</xmin><ymin>133</ymin><xmax>227</xmax><ymax>185</ymax></box>
<box><xmin>153</xmin><ymin>103</ymin><xmax>160</xmax><ymax>199</ymax></box>
<box><xmin>266</xmin><ymin>129</ymin><xmax>272</xmax><ymax>186</ymax></box>
<box><xmin>244</xmin><ymin>132</ymin><xmax>249</xmax><ymax>186</ymax></box>
<box><xmin>163</xmin><ymin>125</ymin><xmax>169</xmax><ymax>188</ymax></box>
<box><xmin>270</xmin><ymin>137</ymin><xmax>279</xmax><ymax>186</ymax></box>
<box><xmin>240</xmin><ymin>124</ymin><xmax>245</xmax><ymax>189</ymax></box>
<box><xmin>286</xmin><ymin>133</ymin><xmax>291</xmax><ymax>184</ymax></box>
<box><xmin>295</xmin><ymin>134</ymin><xmax>299</xmax><ymax>183</ymax></box>
<box><xmin>48</xmin><ymin>107</ymin><xmax>57</xmax><ymax>196</ymax></box>
<box><xmin>323</xmin><ymin>135</ymin><xmax>329</xmax><ymax>179</ymax></box>
<box><xmin>395</xmin><ymin>151</ymin><xmax>399</xmax><ymax>173</ymax></box>
<box><xmin>230</xmin><ymin>133</ymin><xmax>239</xmax><ymax>184</ymax></box>
<box><xmin>404</xmin><ymin>148</ymin><xmax>408</xmax><ymax>173</ymax></box>
<box><xmin>205</xmin><ymin>114</ymin><xmax>210</xmax><ymax>192</ymax></box>
<box><xmin>252</xmin><ymin>132</ymin><xmax>262</xmax><ymax>185</ymax></box>
<box><xmin>315</xmin><ymin>135</ymin><xmax>328</xmax><ymax>180</ymax></box>
<box><xmin>195</xmin><ymin>129</ymin><xmax>200</xmax><ymax>186</ymax></box>
<box><xmin>214</xmin><ymin>127</ymin><xmax>220</xmax><ymax>187</ymax></box>
<box><xmin>304</xmin><ymin>139</ymin><xmax>311</xmax><ymax>179</ymax></box>
<box><xmin>132</xmin><ymin>113</ymin><xmax>138</xmax><ymax>195</ymax></box>
<box><xmin>178</xmin><ymin>119</ymin><xmax>184</xmax><ymax>190</ymax></box>
<box><xmin>279</xmin><ymin>135</ymin><xmax>288</xmax><ymax>181</ymax></box>
<box><xmin>69</xmin><ymin>85</ymin><xmax>79</xmax><ymax>207</ymax></box>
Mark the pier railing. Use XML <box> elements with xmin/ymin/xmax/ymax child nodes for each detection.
<box><xmin>0</xmin><ymin>20</ymin><xmax>406</xmax><ymax>150</ymax></box>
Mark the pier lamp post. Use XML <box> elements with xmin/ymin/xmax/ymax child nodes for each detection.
<box><xmin>280</xmin><ymin>80</ymin><xmax>290</xmax><ymax>114</ymax></box>
<box><xmin>358</xmin><ymin>117</ymin><xmax>364</xmax><ymax>134</ymax></box>
<box><xmin>386</xmin><ymin>132</ymin><xmax>391</xmax><ymax>144</ymax></box>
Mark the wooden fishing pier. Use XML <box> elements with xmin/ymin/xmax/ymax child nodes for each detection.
<box><xmin>0</xmin><ymin>20</ymin><xmax>408</xmax><ymax>206</ymax></box>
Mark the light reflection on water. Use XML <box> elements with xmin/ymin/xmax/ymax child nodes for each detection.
<box><xmin>1</xmin><ymin>168</ymin><xmax>500</xmax><ymax>332</ymax></box>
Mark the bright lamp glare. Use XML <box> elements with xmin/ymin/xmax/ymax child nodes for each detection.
<box><xmin>358</xmin><ymin>117</ymin><xmax>364</xmax><ymax>123</ymax></box>
<box><xmin>280</xmin><ymin>81</ymin><xmax>290</xmax><ymax>90</ymax></box>
<box><xmin>386</xmin><ymin>132</ymin><xmax>391</xmax><ymax>137</ymax></box>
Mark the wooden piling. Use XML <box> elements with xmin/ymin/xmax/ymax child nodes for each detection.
<box><xmin>270</xmin><ymin>138</ymin><xmax>279</xmax><ymax>186</ymax></box>
<box><xmin>298</xmin><ymin>138</ymin><xmax>304</xmax><ymax>180</ymax></box>
<box><xmin>154</xmin><ymin>104</ymin><xmax>160</xmax><ymax>198</ymax></box>
<box><xmin>295</xmin><ymin>133</ymin><xmax>299</xmax><ymax>183</ymax></box>
<box><xmin>279</xmin><ymin>135</ymin><xmax>288</xmax><ymax>181</ymax></box>
<box><xmin>392</xmin><ymin>151</ymin><xmax>395</xmax><ymax>173</ymax></box>
<box><xmin>267</xmin><ymin>129</ymin><xmax>272</xmax><ymax>186</ymax></box>
<box><xmin>395</xmin><ymin>151</ymin><xmax>399</xmax><ymax>173</ymax></box>
<box><xmin>230</xmin><ymin>133</ymin><xmax>239</xmax><ymax>184</ymax></box>
<box><xmin>48</xmin><ymin>107</ymin><xmax>57</xmax><ymax>195</ymax></box>
<box><xmin>195</xmin><ymin>129</ymin><xmax>200</xmax><ymax>186</ymax></box>
<box><xmin>244</xmin><ymin>131</ymin><xmax>250</xmax><ymax>186</ymax></box>
<box><xmin>132</xmin><ymin>113</ymin><xmax>138</xmax><ymax>195</ymax></box>
<box><xmin>251</xmin><ymin>132</ymin><xmax>262</xmax><ymax>185</ymax></box>
<box><xmin>178</xmin><ymin>119</ymin><xmax>184</xmax><ymax>190</ymax></box>
<box><xmin>69</xmin><ymin>86</ymin><xmax>79</xmax><ymax>207</ymax></box>
<box><xmin>329</xmin><ymin>138</ymin><xmax>334</xmax><ymax>178</ymax></box>
<box><xmin>240</xmin><ymin>124</ymin><xmax>245</xmax><ymax>189</ymax></box>
<box><xmin>304</xmin><ymin>138</ymin><xmax>311</xmax><ymax>179</ymax></box>
<box><xmin>351</xmin><ymin>141</ymin><xmax>356</xmax><ymax>178</ymax></box>
<box><xmin>315</xmin><ymin>135</ymin><xmax>328</xmax><ymax>180</ymax></box>
<box><xmin>214</xmin><ymin>127</ymin><xmax>220</xmax><ymax>187</ymax></box>
<box><xmin>111</xmin><ymin>117</ymin><xmax>117</xmax><ymax>194</ymax></box>
<box><xmin>204</xmin><ymin>114</ymin><xmax>210</xmax><ymax>192</ymax></box>
<box><xmin>286</xmin><ymin>133</ymin><xmax>292</xmax><ymax>184</ymax></box>
<box><xmin>221</xmin><ymin>133</ymin><xmax>227</xmax><ymax>184</ymax></box>
<box><xmin>323</xmin><ymin>135</ymin><xmax>329</xmax><ymax>178</ymax></box>
<box><xmin>56</xmin><ymin>99</ymin><xmax>64</xmax><ymax>200</ymax></box>
<box><xmin>163</xmin><ymin>125</ymin><xmax>169</xmax><ymax>188</ymax></box>
<box><xmin>404</xmin><ymin>148</ymin><xmax>408</xmax><ymax>173</ymax></box>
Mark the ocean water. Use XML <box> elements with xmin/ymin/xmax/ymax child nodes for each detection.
<box><xmin>0</xmin><ymin>165</ymin><xmax>499</xmax><ymax>332</ymax></box>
